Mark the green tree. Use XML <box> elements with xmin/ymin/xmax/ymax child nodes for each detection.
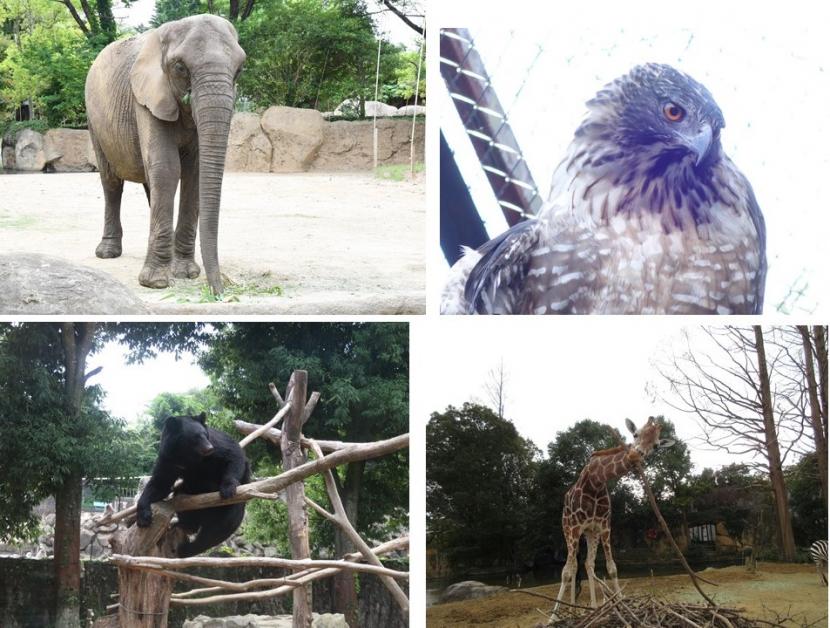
<box><xmin>0</xmin><ymin>322</ymin><xmax>207</xmax><ymax>627</ymax></box>
<box><xmin>199</xmin><ymin>322</ymin><xmax>408</xmax><ymax>624</ymax></box>
<box><xmin>427</xmin><ymin>403</ymin><xmax>540</xmax><ymax>569</ymax></box>
<box><xmin>236</xmin><ymin>0</ymin><xmax>403</xmax><ymax>111</ymax></box>
<box><xmin>787</xmin><ymin>453</ymin><xmax>826</xmax><ymax>547</ymax></box>
<box><xmin>150</xmin><ymin>0</ymin><xmax>202</xmax><ymax>26</ymax></box>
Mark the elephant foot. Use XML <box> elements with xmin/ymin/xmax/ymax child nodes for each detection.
<box><xmin>95</xmin><ymin>238</ymin><xmax>122</xmax><ymax>259</ymax></box>
<box><xmin>172</xmin><ymin>258</ymin><xmax>201</xmax><ymax>279</ymax></box>
<box><xmin>139</xmin><ymin>264</ymin><xmax>171</xmax><ymax>289</ymax></box>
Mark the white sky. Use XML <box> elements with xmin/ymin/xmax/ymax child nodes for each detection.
<box><xmin>112</xmin><ymin>0</ymin><xmax>423</xmax><ymax>47</ymax></box>
<box><xmin>419</xmin><ymin>318</ymin><xmax>782</xmax><ymax>474</ymax></box>
<box><xmin>87</xmin><ymin>342</ymin><xmax>209</xmax><ymax>425</ymax></box>
<box><xmin>434</xmin><ymin>0</ymin><xmax>830</xmax><ymax>315</ymax></box>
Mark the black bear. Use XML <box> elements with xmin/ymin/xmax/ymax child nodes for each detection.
<box><xmin>136</xmin><ymin>413</ymin><xmax>250</xmax><ymax>557</ymax></box>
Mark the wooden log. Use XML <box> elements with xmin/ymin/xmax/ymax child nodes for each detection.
<box><xmin>283</xmin><ymin>369</ymin><xmax>313</xmax><ymax>627</ymax></box>
<box><xmin>96</xmin><ymin>433</ymin><xmax>409</xmax><ymax>526</ymax></box>
<box><xmin>113</xmin><ymin>501</ymin><xmax>187</xmax><ymax>628</ymax></box>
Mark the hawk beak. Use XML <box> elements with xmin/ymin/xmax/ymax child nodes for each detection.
<box><xmin>684</xmin><ymin>124</ymin><xmax>713</xmax><ymax>166</ymax></box>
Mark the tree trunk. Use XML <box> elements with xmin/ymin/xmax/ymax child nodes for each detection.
<box><xmin>814</xmin><ymin>326</ymin><xmax>828</xmax><ymax>442</ymax></box>
<box><xmin>333</xmin><ymin>461</ymin><xmax>364</xmax><ymax>628</ymax></box>
<box><xmin>281</xmin><ymin>371</ymin><xmax>312</xmax><ymax>627</ymax></box>
<box><xmin>753</xmin><ymin>326</ymin><xmax>796</xmax><ymax>561</ymax></box>
<box><xmin>54</xmin><ymin>470</ymin><xmax>83</xmax><ymax>628</ymax></box>
<box><xmin>54</xmin><ymin>322</ymin><xmax>98</xmax><ymax>628</ymax></box>
<box><xmin>798</xmin><ymin>326</ymin><xmax>828</xmax><ymax>509</ymax></box>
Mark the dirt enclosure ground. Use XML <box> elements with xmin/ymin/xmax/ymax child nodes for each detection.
<box><xmin>427</xmin><ymin>563</ymin><xmax>827</xmax><ymax>627</ymax></box>
<box><xmin>0</xmin><ymin>171</ymin><xmax>424</xmax><ymax>313</ymax></box>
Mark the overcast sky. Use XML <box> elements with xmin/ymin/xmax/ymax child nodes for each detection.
<box><xmin>435</xmin><ymin>0</ymin><xmax>829</xmax><ymax>314</ymax></box>
<box><xmin>420</xmin><ymin>319</ymin><xmax>779</xmax><ymax>474</ymax></box>
<box><xmin>88</xmin><ymin>342</ymin><xmax>209</xmax><ymax>425</ymax></box>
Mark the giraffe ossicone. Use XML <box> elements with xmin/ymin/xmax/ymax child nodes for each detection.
<box><xmin>551</xmin><ymin>416</ymin><xmax>674</xmax><ymax>619</ymax></box>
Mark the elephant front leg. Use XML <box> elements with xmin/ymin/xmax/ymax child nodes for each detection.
<box><xmin>92</xmin><ymin>140</ymin><xmax>125</xmax><ymax>259</ymax></box>
<box><xmin>139</xmin><ymin>159</ymin><xmax>180</xmax><ymax>289</ymax></box>
<box><xmin>172</xmin><ymin>147</ymin><xmax>201</xmax><ymax>279</ymax></box>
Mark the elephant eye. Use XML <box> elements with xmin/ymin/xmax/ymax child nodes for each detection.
<box><xmin>173</xmin><ymin>61</ymin><xmax>188</xmax><ymax>76</ymax></box>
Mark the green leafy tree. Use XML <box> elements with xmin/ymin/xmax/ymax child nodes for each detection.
<box><xmin>427</xmin><ymin>403</ymin><xmax>540</xmax><ymax>569</ymax></box>
<box><xmin>236</xmin><ymin>0</ymin><xmax>404</xmax><ymax>111</ymax></box>
<box><xmin>150</xmin><ymin>0</ymin><xmax>202</xmax><ymax>26</ymax></box>
<box><xmin>786</xmin><ymin>453</ymin><xmax>826</xmax><ymax>547</ymax></box>
<box><xmin>199</xmin><ymin>322</ymin><xmax>408</xmax><ymax>623</ymax></box>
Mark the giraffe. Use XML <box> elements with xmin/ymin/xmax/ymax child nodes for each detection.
<box><xmin>552</xmin><ymin>417</ymin><xmax>674</xmax><ymax>616</ymax></box>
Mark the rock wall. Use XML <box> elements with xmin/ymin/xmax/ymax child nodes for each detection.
<box><xmin>2</xmin><ymin>106</ymin><xmax>425</xmax><ymax>174</ymax></box>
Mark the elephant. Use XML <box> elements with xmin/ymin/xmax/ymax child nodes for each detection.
<box><xmin>85</xmin><ymin>14</ymin><xmax>246</xmax><ymax>294</ymax></box>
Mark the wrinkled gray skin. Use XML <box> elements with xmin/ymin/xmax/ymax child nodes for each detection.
<box><xmin>85</xmin><ymin>15</ymin><xmax>245</xmax><ymax>294</ymax></box>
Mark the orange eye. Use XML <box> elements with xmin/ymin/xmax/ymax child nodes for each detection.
<box><xmin>663</xmin><ymin>102</ymin><xmax>685</xmax><ymax>122</ymax></box>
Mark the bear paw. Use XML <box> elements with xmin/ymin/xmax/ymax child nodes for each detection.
<box><xmin>136</xmin><ymin>509</ymin><xmax>152</xmax><ymax>528</ymax></box>
<box><xmin>219</xmin><ymin>481</ymin><xmax>238</xmax><ymax>499</ymax></box>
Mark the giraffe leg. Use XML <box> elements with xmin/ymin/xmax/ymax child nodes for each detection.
<box><xmin>601</xmin><ymin>528</ymin><xmax>620</xmax><ymax>596</ymax></box>
<box><xmin>584</xmin><ymin>530</ymin><xmax>599</xmax><ymax>608</ymax></box>
<box><xmin>552</xmin><ymin>529</ymin><xmax>580</xmax><ymax>618</ymax></box>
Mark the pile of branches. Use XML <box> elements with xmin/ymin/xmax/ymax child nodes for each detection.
<box><xmin>545</xmin><ymin>593</ymin><xmax>813</xmax><ymax>627</ymax></box>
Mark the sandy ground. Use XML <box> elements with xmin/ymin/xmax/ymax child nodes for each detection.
<box><xmin>0</xmin><ymin>171</ymin><xmax>424</xmax><ymax>314</ymax></box>
<box><xmin>427</xmin><ymin>563</ymin><xmax>828</xmax><ymax>627</ymax></box>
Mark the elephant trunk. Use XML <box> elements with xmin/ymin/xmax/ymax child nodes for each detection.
<box><xmin>191</xmin><ymin>71</ymin><xmax>235</xmax><ymax>295</ymax></box>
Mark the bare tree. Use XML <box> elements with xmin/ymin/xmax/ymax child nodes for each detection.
<box><xmin>797</xmin><ymin>326</ymin><xmax>828</xmax><ymax>508</ymax></box>
<box><xmin>483</xmin><ymin>358</ymin><xmax>508</xmax><ymax>420</ymax></box>
<box><xmin>656</xmin><ymin>326</ymin><xmax>799</xmax><ymax>560</ymax></box>
<box><xmin>376</xmin><ymin>0</ymin><xmax>424</xmax><ymax>35</ymax></box>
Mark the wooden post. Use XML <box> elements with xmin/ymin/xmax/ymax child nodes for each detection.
<box><xmin>113</xmin><ymin>502</ymin><xmax>186</xmax><ymax>627</ymax></box>
<box><xmin>281</xmin><ymin>370</ymin><xmax>313</xmax><ymax>627</ymax></box>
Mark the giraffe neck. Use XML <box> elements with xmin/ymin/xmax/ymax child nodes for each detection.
<box><xmin>578</xmin><ymin>447</ymin><xmax>641</xmax><ymax>490</ymax></box>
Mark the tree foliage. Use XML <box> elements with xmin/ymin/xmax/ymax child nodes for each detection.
<box><xmin>0</xmin><ymin>324</ymin><xmax>139</xmax><ymax>540</ymax></box>
<box><xmin>199</xmin><ymin>322</ymin><xmax>409</xmax><ymax>544</ymax></box>
<box><xmin>236</xmin><ymin>0</ymin><xmax>405</xmax><ymax>110</ymax></box>
<box><xmin>427</xmin><ymin>403</ymin><xmax>540</xmax><ymax>566</ymax></box>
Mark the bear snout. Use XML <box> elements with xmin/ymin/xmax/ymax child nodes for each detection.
<box><xmin>197</xmin><ymin>442</ymin><xmax>215</xmax><ymax>456</ymax></box>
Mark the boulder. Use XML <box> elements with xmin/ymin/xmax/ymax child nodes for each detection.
<box><xmin>2</xmin><ymin>145</ymin><xmax>15</xmax><ymax>170</ymax></box>
<box><xmin>440</xmin><ymin>580</ymin><xmax>508</xmax><ymax>604</ymax></box>
<box><xmin>260</xmin><ymin>106</ymin><xmax>324</xmax><ymax>172</ymax></box>
<box><xmin>79</xmin><ymin>529</ymin><xmax>94</xmax><ymax>551</ymax></box>
<box><xmin>397</xmin><ymin>105</ymin><xmax>426</xmax><ymax>116</ymax></box>
<box><xmin>313</xmin><ymin>119</ymin><xmax>425</xmax><ymax>171</ymax></box>
<box><xmin>225</xmin><ymin>112</ymin><xmax>272</xmax><ymax>172</ymax></box>
<box><xmin>14</xmin><ymin>129</ymin><xmax>46</xmax><ymax>171</ymax></box>
<box><xmin>0</xmin><ymin>254</ymin><xmax>149</xmax><ymax>314</ymax></box>
<box><xmin>44</xmin><ymin>129</ymin><xmax>97</xmax><ymax>172</ymax></box>
<box><xmin>334</xmin><ymin>99</ymin><xmax>397</xmax><ymax>117</ymax></box>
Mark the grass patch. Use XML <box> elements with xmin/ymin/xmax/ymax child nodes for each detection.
<box><xmin>375</xmin><ymin>162</ymin><xmax>424</xmax><ymax>181</ymax></box>
<box><xmin>161</xmin><ymin>277</ymin><xmax>284</xmax><ymax>304</ymax></box>
<box><xmin>0</xmin><ymin>211</ymin><xmax>37</xmax><ymax>229</ymax></box>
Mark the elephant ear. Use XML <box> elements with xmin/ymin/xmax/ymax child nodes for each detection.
<box><xmin>130</xmin><ymin>30</ymin><xmax>179</xmax><ymax>122</ymax></box>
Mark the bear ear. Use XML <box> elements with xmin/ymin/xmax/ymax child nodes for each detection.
<box><xmin>195</xmin><ymin>412</ymin><xmax>207</xmax><ymax>425</ymax></box>
<box><xmin>162</xmin><ymin>416</ymin><xmax>179</xmax><ymax>432</ymax></box>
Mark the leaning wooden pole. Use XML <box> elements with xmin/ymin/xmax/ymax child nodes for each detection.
<box><xmin>282</xmin><ymin>370</ymin><xmax>313</xmax><ymax>627</ymax></box>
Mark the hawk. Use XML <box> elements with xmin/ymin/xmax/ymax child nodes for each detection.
<box><xmin>441</xmin><ymin>63</ymin><xmax>767</xmax><ymax>315</ymax></box>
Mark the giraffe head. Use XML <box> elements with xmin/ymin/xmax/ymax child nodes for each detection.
<box><xmin>625</xmin><ymin>416</ymin><xmax>674</xmax><ymax>457</ymax></box>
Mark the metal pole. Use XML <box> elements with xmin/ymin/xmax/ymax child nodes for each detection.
<box><xmin>373</xmin><ymin>38</ymin><xmax>382</xmax><ymax>170</ymax></box>
<box><xmin>410</xmin><ymin>19</ymin><xmax>425</xmax><ymax>178</ymax></box>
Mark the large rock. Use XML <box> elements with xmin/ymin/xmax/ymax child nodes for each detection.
<box><xmin>313</xmin><ymin>119</ymin><xmax>425</xmax><ymax>171</ymax></box>
<box><xmin>14</xmin><ymin>129</ymin><xmax>46</xmax><ymax>171</ymax></box>
<box><xmin>260</xmin><ymin>106</ymin><xmax>324</xmax><ymax>172</ymax></box>
<box><xmin>2</xmin><ymin>145</ymin><xmax>15</xmax><ymax>170</ymax></box>
<box><xmin>0</xmin><ymin>254</ymin><xmax>149</xmax><ymax>314</ymax></box>
<box><xmin>334</xmin><ymin>99</ymin><xmax>397</xmax><ymax>117</ymax></box>
<box><xmin>44</xmin><ymin>128</ymin><xmax>97</xmax><ymax>172</ymax></box>
<box><xmin>225</xmin><ymin>112</ymin><xmax>272</xmax><ymax>172</ymax></box>
<box><xmin>440</xmin><ymin>580</ymin><xmax>508</xmax><ymax>604</ymax></box>
<box><xmin>397</xmin><ymin>105</ymin><xmax>426</xmax><ymax>116</ymax></box>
